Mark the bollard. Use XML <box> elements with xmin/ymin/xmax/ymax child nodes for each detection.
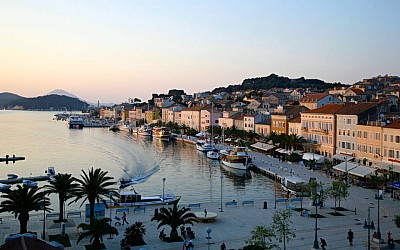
<box><xmin>263</xmin><ymin>201</ymin><xmax>268</xmax><ymax>209</ymax></box>
<box><xmin>61</xmin><ymin>222</ymin><xmax>66</xmax><ymax>237</ymax></box>
<box><xmin>354</xmin><ymin>207</ymin><xmax>357</xmax><ymax>215</ymax></box>
<box><xmin>154</xmin><ymin>208</ymin><xmax>158</xmax><ymax>217</ymax></box>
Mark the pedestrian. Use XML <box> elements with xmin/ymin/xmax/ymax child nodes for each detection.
<box><xmin>122</xmin><ymin>211</ymin><xmax>129</xmax><ymax>225</ymax></box>
<box><xmin>182</xmin><ymin>238</ymin><xmax>187</xmax><ymax>250</ymax></box>
<box><xmin>320</xmin><ymin>238</ymin><xmax>327</xmax><ymax>250</ymax></box>
<box><xmin>347</xmin><ymin>229</ymin><xmax>354</xmax><ymax>246</ymax></box>
<box><xmin>220</xmin><ymin>242</ymin><xmax>226</xmax><ymax>250</ymax></box>
<box><xmin>204</xmin><ymin>209</ymin><xmax>208</xmax><ymax>217</ymax></box>
<box><xmin>187</xmin><ymin>239</ymin><xmax>194</xmax><ymax>250</ymax></box>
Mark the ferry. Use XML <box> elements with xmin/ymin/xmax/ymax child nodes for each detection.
<box><xmin>219</xmin><ymin>146</ymin><xmax>252</xmax><ymax>170</ymax></box>
<box><xmin>110</xmin><ymin>190</ymin><xmax>181</xmax><ymax>208</ymax></box>
<box><xmin>68</xmin><ymin>115</ymin><xmax>84</xmax><ymax>129</ymax></box>
<box><xmin>152</xmin><ymin>127</ymin><xmax>171</xmax><ymax>139</ymax></box>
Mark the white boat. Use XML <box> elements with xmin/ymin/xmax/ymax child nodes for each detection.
<box><xmin>196</xmin><ymin>140</ymin><xmax>213</xmax><ymax>152</ymax></box>
<box><xmin>137</xmin><ymin>124</ymin><xmax>152</xmax><ymax>136</ymax></box>
<box><xmin>119</xmin><ymin>122</ymin><xmax>133</xmax><ymax>132</ymax></box>
<box><xmin>7</xmin><ymin>174</ymin><xmax>18</xmax><ymax>179</ymax></box>
<box><xmin>68</xmin><ymin>115</ymin><xmax>84</xmax><ymax>129</ymax></box>
<box><xmin>22</xmin><ymin>179</ymin><xmax>38</xmax><ymax>188</ymax></box>
<box><xmin>109</xmin><ymin>124</ymin><xmax>120</xmax><ymax>132</ymax></box>
<box><xmin>219</xmin><ymin>146</ymin><xmax>252</xmax><ymax>170</ymax></box>
<box><xmin>281</xmin><ymin>176</ymin><xmax>307</xmax><ymax>196</ymax></box>
<box><xmin>110</xmin><ymin>190</ymin><xmax>181</xmax><ymax>208</ymax></box>
<box><xmin>152</xmin><ymin>127</ymin><xmax>171</xmax><ymax>139</ymax></box>
<box><xmin>0</xmin><ymin>183</ymin><xmax>11</xmax><ymax>191</ymax></box>
<box><xmin>206</xmin><ymin>149</ymin><xmax>220</xmax><ymax>160</ymax></box>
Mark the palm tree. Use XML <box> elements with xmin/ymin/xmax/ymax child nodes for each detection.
<box><xmin>44</xmin><ymin>173</ymin><xmax>80</xmax><ymax>222</ymax></box>
<box><xmin>74</xmin><ymin>168</ymin><xmax>118</xmax><ymax>224</ymax></box>
<box><xmin>0</xmin><ymin>185</ymin><xmax>51</xmax><ymax>234</ymax></box>
<box><xmin>77</xmin><ymin>217</ymin><xmax>118</xmax><ymax>248</ymax></box>
<box><xmin>151</xmin><ymin>204</ymin><xmax>198</xmax><ymax>241</ymax></box>
<box><xmin>121</xmin><ymin>221</ymin><xmax>146</xmax><ymax>247</ymax></box>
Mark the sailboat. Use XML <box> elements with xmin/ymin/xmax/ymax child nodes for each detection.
<box><xmin>206</xmin><ymin>101</ymin><xmax>220</xmax><ymax>160</ymax></box>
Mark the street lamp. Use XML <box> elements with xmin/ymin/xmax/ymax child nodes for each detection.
<box><xmin>344</xmin><ymin>156</ymin><xmax>350</xmax><ymax>185</ymax></box>
<box><xmin>375</xmin><ymin>190</ymin><xmax>382</xmax><ymax>240</ymax></box>
<box><xmin>363</xmin><ymin>207</ymin><xmax>375</xmax><ymax>250</ymax></box>
<box><xmin>205</xmin><ymin>227</ymin><xmax>213</xmax><ymax>250</ymax></box>
<box><xmin>42</xmin><ymin>198</ymin><xmax>46</xmax><ymax>240</ymax></box>
<box><xmin>219</xmin><ymin>175</ymin><xmax>223</xmax><ymax>212</ymax></box>
<box><xmin>162</xmin><ymin>178</ymin><xmax>166</xmax><ymax>208</ymax></box>
<box><xmin>108</xmin><ymin>191</ymin><xmax>113</xmax><ymax>239</ymax></box>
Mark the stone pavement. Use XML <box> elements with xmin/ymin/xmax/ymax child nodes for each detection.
<box><xmin>0</xmin><ymin>150</ymin><xmax>399</xmax><ymax>249</ymax></box>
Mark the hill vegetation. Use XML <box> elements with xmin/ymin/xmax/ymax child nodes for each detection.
<box><xmin>0</xmin><ymin>92</ymin><xmax>24</xmax><ymax>108</ymax></box>
<box><xmin>213</xmin><ymin>74</ymin><xmax>345</xmax><ymax>93</ymax></box>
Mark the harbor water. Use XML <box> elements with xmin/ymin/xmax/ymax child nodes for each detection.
<box><xmin>0</xmin><ymin>111</ymin><xmax>275</xmax><ymax>211</ymax></box>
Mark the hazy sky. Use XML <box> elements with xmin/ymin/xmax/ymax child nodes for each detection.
<box><xmin>1</xmin><ymin>1</ymin><xmax>399</xmax><ymax>103</ymax></box>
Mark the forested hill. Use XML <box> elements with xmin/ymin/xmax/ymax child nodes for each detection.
<box><xmin>2</xmin><ymin>94</ymin><xmax>89</xmax><ymax>111</ymax></box>
<box><xmin>213</xmin><ymin>74</ymin><xmax>345</xmax><ymax>93</ymax></box>
<box><xmin>0</xmin><ymin>92</ymin><xmax>23</xmax><ymax>108</ymax></box>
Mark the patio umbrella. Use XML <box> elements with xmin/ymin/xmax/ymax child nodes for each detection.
<box><xmin>389</xmin><ymin>181</ymin><xmax>400</xmax><ymax>189</ymax></box>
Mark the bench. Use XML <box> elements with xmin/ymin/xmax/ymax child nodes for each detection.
<box><xmin>116</xmin><ymin>208</ymin><xmax>129</xmax><ymax>214</ymax></box>
<box><xmin>225</xmin><ymin>201</ymin><xmax>238</xmax><ymax>207</ymax></box>
<box><xmin>46</xmin><ymin>213</ymin><xmax>60</xmax><ymax>220</ymax></box>
<box><xmin>133</xmin><ymin>207</ymin><xmax>146</xmax><ymax>213</ymax></box>
<box><xmin>67</xmin><ymin>211</ymin><xmax>82</xmax><ymax>218</ymax></box>
<box><xmin>276</xmin><ymin>198</ymin><xmax>288</xmax><ymax>203</ymax></box>
<box><xmin>242</xmin><ymin>200</ymin><xmax>254</xmax><ymax>206</ymax></box>
<box><xmin>188</xmin><ymin>203</ymin><xmax>201</xmax><ymax>208</ymax></box>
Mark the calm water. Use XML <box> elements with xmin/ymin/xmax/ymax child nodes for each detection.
<box><xmin>0</xmin><ymin>111</ymin><xmax>274</xmax><ymax>210</ymax></box>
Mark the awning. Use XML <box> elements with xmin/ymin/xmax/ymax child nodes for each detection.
<box><xmin>390</xmin><ymin>181</ymin><xmax>400</xmax><ymax>189</ymax></box>
<box><xmin>302</xmin><ymin>152</ymin><xmax>325</xmax><ymax>163</ymax></box>
<box><xmin>375</xmin><ymin>162</ymin><xmax>400</xmax><ymax>173</ymax></box>
<box><xmin>348</xmin><ymin>165</ymin><xmax>376</xmax><ymax>177</ymax></box>
<box><xmin>332</xmin><ymin>154</ymin><xmax>355</xmax><ymax>162</ymax></box>
<box><xmin>333</xmin><ymin>162</ymin><xmax>358</xmax><ymax>172</ymax></box>
<box><xmin>276</xmin><ymin>148</ymin><xmax>291</xmax><ymax>154</ymax></box>
<box><xmin>250</xmin><ymin>142</ymin><xmax>274</xmax><ymax>151</ymax></box>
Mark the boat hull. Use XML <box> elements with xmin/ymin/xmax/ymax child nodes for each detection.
<box><xmin>220</xmin><ymin>159</ymin><xmax>249</xmax><ymax>170</ymax></box>
<box><xmin>110</xmin><ymin>196</ymin><xmax>181</xmax><ymax>208</ymax></box>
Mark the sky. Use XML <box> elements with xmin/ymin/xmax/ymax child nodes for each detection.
<box><xmin>1</xmin><ymin>0</ymin><xmax>400</xmax><ymax>104</ymax></box>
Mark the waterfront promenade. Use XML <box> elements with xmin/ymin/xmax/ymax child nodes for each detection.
<box><xmin>0</xmin><ymin>144</ymin><xmax>399</xmax><ymax>249</ymax></box>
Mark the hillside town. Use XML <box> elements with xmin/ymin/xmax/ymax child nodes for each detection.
<box><xmin>97</xmin><ymin>74</ymin><xmax>400</xmax><ymax>180</ymax></box>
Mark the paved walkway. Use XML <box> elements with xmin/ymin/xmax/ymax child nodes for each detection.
<box><xmin>0</xmin><ymin>149</ymin><xmax>399</xmax><ymax>249</ymax></box>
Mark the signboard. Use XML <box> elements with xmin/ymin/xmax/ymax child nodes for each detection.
<box><xmin>85</xmin><ymin>203</ymin><xmax>105</xmax><ymax>221</ymax></box>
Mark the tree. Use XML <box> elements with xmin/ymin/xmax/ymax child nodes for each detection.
<box><xmin>151</xmin><ymin>204</ymin><xmax>198</xmax><ymax>241</ymax></box>
<box><xmin>120</xmin><ymin>221</ymin><xmax>146</xmax><ymax>248</ymax></box>
<box><xmin>394</xmin><ymin>214</ymin><xmax>400</xmax><ymax>228</ymax></box>
<box><xmin>0</xmin><ymin>185</ymin><xmax>51</xmax><ymax>234</ymax></box>
<box><xmin>44</xmin><ymin>173</ymin><xmax>79</xmax><ymax>222</ymax></box>
<box><xmin>271</xmin><ymin>209</ymin><xmax>296</xmax><ymax>250</ymax></box>
<box><xmin>245</xmin><ymin>225</ymin><xmax>277</xmax><ymax>249</ymax></box>
<box><xmin>74</xmin><ymin>168</ymin><xmax>118</xmax><ymax>224</ymax></box>
<box><xmin>77</xmin><ymin>217</ymin><xmax>118</xmax><ymax>248</ymax></box>
<box><xmin>326</xmin><ymin>179</ymin><xmax>349</xmax><ymax>212</ymax></box>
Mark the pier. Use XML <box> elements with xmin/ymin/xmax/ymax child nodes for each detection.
<box><xmin>0</xmin><ymin>155</ymin><xmax>25</xmax><ymax>164</ymax></box>
<box><xmin>0</xmin><ymin>175</ymin><xmax>50</xmax><ymax>185</ymax></box>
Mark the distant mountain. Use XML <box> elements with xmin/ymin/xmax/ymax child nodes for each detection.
<box><xmin>212</xmin><ymin>73</ymin><xmax>345</xmax><ymax>93</ymax></box>
<box><xmin>0</xmin><ymin>92</ymin><xmax>24</xmax><ymax>109</ymax></box>
<box><xmin>1</xmin><ymin>93</ymin><xmax>89</xmax><ymax>111</ymax></box>
<box><xmin>46</xmin><ymin>89</ymin><xmax>80</xmax><ymax>99</ymax></box>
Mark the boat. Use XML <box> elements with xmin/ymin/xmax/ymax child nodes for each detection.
<box><xmin>219</xmin><ymin>146</ymin><xmax>252</xmax><ymax>170</ymax></box>
<box><xmin>110</xmin><ymin>189</ymin><xmax>181</xmax><ymax>208</ymax></box>
<box><xmin>0</xmin><ymin>183</ymin><xmax>11</xmax><ymax>191</ymax></box>
<box><xmin>22</xmin><ymin>179</ymin><xmax>38</xmax><ymax>188</ymax></box>
<box><xmin>7</xmin><ymin>174</ymin><xmax>18</xmax><ymax>179</ymax></box>
<box><xmin>119</xmin><ymin>122</ymin><xmax>133</xmax><ymax>132</ymax></box>
<box><xmin>152</xmin><ymin>127</ymin><xmax>171</xmax><ymax>139</ymax></box>
<box><xmin>109</xmin><ymin>124</ymin><xmax>120</xmax><ymax>132</ymax></box>
<box><xmin>137</xmin><ymin>124</ymin><xmax>152</xmax><ymax>136</ymax></box>
<box><xmin>68</xmin><ymin>115</ymin><xmax>84</xmax><ymax>129</ymax></box>
<box><xmin>206</xmin><ymin>149</ymin><xmax>220</xmax><ymax>160</ymax></box>
<box><xmin>196</xmin><ymin>140</ymin><xmax>213</xmax><ymax>152</ymax></box>
<box><xmin>281</xmin><ymin>176</ymin><xmax>307</xmax><ymax>196</ymax></box>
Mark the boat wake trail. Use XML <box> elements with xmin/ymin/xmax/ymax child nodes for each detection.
<box><xmin>119</xmin><ymin>165</ymin><xmax>160</xmax><ymax>188</ymax></box>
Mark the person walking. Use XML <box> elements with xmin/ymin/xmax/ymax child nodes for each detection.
<box><xmin>204</xmin><ymin>208</ymin><xmax>208</xmax><ymax>217</ymax></box>
<box><xmin>320</xmin><ymin>238</ymin><xmax>327</xmax><ymax>250</ymax></box>
<box><xmin>187</xmin><ymin>239</ymin><xmax>194</xmax><ymax>250</ymax></box>
<box><xmin>347</xmin><ymin>229</ymin><xmax>354</xmax><ymax>246</ymax></box>
<box><xmin>220</xmin><ymin>242</ymin><xmax>226</xmax><ymax>250</ymax></box>
<box><xmin>122</xmin><ymin>211</ymin><xmax>129</xmax><ymax>225</ymax></box>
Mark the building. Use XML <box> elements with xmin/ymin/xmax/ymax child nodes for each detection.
<box><xmin>299</xmin><ymin>93</ymin><xmax>341</xmax><ymax>110</ymax></box>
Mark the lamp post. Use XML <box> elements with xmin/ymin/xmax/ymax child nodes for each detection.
<box><xmin>42</xmin><ymin>198</ymin><xmax>46</xmax><ymax>240</ymax></box>
<box><xmin>375</xmin><ymin>189</ymin><xmax>382</xmax><ymax>240</ymax></box>
<box><xmin>219</xmin><ymin>175</ymin><xmax>223</xmax><ymax>212</ymax></box>
<box><xmin>206</xmin><ymin>227</ymin><xmax>213</xmax><ymax>250</ymax></box>
<box><xmin>391</xmin><ymin>163</ymin><xmax>395</xmax><ymax>201</ymax></box>
<box><xmin>312</xmin><ymin>194</ymin><xmax>320</xmax><ymax>249</ymax></box>
<box><xmin>162</xmin><ymin>177</ymin><xmax>166</xmax><ymax>208</ymax></box>
<box><xmin>344</xmin><ymin>156</ymin><xmax>350</xmax><ymax>185</ymax></box>
<box><xmin>363</xmin><ymin>207</ymin><xmax>375</xmax><ymax>250</ymax></box>
<box><xmin>108</xmin><ymin>191</ymin><xmax>113</xmax><ymax>239</ymax></box>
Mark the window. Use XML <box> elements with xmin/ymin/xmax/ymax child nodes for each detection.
<box><xmin>347</xmin><ymin>119</ymin><xmax>351</xmax><ymax>124</ymax></box>
<box><xmin>384</xmin><ymin>149</ymin><xmax>387</xmax><ymax>157</ymax></box>
<box><xmin>396</xmin><ymin>136</ymin><xmax>400</xmax><ymax>143</ymax></box>
<box><xmin>346</xmin><ymin>142</ymin><xmax>351</xmax><ymax>149</ymax></box>
<box><xmin>375</xmin><ymin>133</ymin><xmax>380</xmax><ymax>140</ymax></box>
<box><xmin>389</xmin><ymin>150</ymin><xmax>394</xmax><ymax>158</ymax></box>
<box><xmin>363</xmin><ymin>132</ymin><xmax>367</xmax><ymax>138</ymax></box>
<box><xmin>369</xmin><ymin>146</ymin><xmax>373</xmax><ymax>153</ymax></box>
<box><xmin>357</xmin><ymin>144</ymin><xmax>361</xmax><ymax>151</ymax></box>
<box><xmin>353</xmin><ymin>131</ymin><xmax>355</xmax><ymax>137</ymax></box>
<box><xmin>390</xmin><ymin>135</ymin><xmax>394</xmax><ymax>142</ymax></box>
<box><xmin>384</xmin><ymin>134</ymin><xmax>387</xmax><ymax>141</ymax></box>
<box><xmin>347</xmin><ymin>130</ymin><xmax>350</xmax><ymax>136</ymax></box>
<box><xmin>342</xmin><ymin>142</ymin><xmax>345</xmax><ymax>148</ymax></box>
<box><xmin>339</xmin><ymin>129</ymin><xmax>341</xmax><ymax>135</ymax></box>
<box><xmin>358</xmin><ymin>131</ymin><xmax>361</xmax><ymax>138</ymax></box>
<box><xmin>375</xmin><ymin>148</ymin><xmax>380</xmax><ymax>155</ymax></box>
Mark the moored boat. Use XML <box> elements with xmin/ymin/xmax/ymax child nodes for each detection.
<box><xmin>152</xmin><ymin>127</ymin><xmax>171</xmax><ymax>139</ymax></box>
<box><xmin>137</xmin><ymin>124</ymin><xmax>152</xmax><ymax>136</ymax></box>
<box><xmin>22</xmin><ymin>179</ymin><xmax>38</xmax><ymax>188</ymax></box>
<box><xmin>7</xmin><ymin>174</ymin><xmax>18</xmax><ymax>180</ymax></box>
<box><xmin>219</xmin><ymin>146</ymin><xmax>252</xmax><ymax>170</ymax></box>
<box><xmin>119</xmin><ymin>122</ymin><xmax>133</xmax><ymax>132</ymax></box>
<box><xmin>206</xmin><ymin>149</ymin><xmax>220</xmax><ymax>160</ymax></box>
<box><xmin>109</xmin><ymin>124</ymin><xmax>120</xmax><ymax>132</ymax></box>
<box><xmin>196</xmin><ymin>140</ymin><xmax>213</xmax><ymax>152</ymax></box>
<box><xmin>68</xmin><ymin>115</ymin><xmax>84</xmax><ymax>129</ymax></box>
<box><xmin>110</xmin><ymin>190</ymin><xmax>181</xmax><ymax>208</ymax></box>
<box><xmin>0</xmin><ymin>183</ymin><xmax>11</xmax><ymax>191</ymax></box>
<box><xmin>281</xmin><ymin>176</ymin><xmax>307</xmax><ymax>196</ymax></box>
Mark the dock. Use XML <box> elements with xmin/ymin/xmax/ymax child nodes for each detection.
<box><xmin>0</xmin><ymin>155</ymin><xmax>25</xmax><ymax>164</ymax></box>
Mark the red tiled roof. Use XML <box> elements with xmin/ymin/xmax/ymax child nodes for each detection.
<box><xmin>349</xmin><ymin>88</ymin><xmax>366</xmax><ymax>95</ymax></box>
<box><xmin>299</xmin><ymin>93</ymin><xmax>328</xmax><ymax>102</ymax></box>
<box><xmin>302</xmin><ymin>102</ymin><xmax>379</xmax><ymax>115</ymax></box>
<box><xmin>385</xmin><ymin>118</ymin><xmax>400</xmax><ymax>129</ymax></box>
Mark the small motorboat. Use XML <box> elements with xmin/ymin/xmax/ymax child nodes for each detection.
<box><xmin>0</xmin><ymin>183</ymin><xmax>11</xmax><ymax>191</ymax></box>
<box><xmin>109</xmin><ymin>124</ymin><xmax>120</xmax><ymax>132</ymax></box>
<box><xmin>7</xmin><ymin>174</ymin><xmax>18</xmax><ymax>180</ymax></box>
<box><xmin>22</xmin><ymin>179</ymin><xmax>38</xmax><ymax>188</ymax></box>
<box><xmin>206</xmin><ymin>149</ymin><xmax>220</xmax><ymax>160</ymax></box>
